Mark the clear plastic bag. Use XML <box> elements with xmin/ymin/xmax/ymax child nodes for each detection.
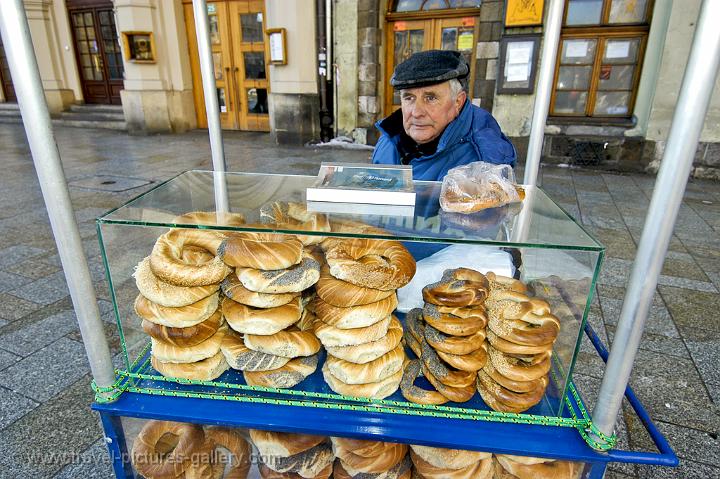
<box><xmin>439</xmin><ymin>161</ymin><xmax>523</xmax><ymax>213</ymax></box>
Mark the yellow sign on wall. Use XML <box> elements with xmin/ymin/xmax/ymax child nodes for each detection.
<box><xmin>505</xmin><ymin>0</ymin><xmax>545</xmax><ymax>27</ymax></box>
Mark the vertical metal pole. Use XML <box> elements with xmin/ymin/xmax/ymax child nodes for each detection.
<box><xmin>523</xmin><ymin>0</ymin><xmax>564</xmax><ymax>186</ymax></box>
<box><xmin>192</xmin><ymin>0</ymin><xmax>229</xmax><ymax>215</ymax></box>
<box><xmin>592</xmin><ymin>0</ymin><xmax>720</xmax><ymax>439</ymax></box>
<box><xmin>0</xmin><ymin>0</ymin><xmax>115</xmax><ymax>390</ymax></box>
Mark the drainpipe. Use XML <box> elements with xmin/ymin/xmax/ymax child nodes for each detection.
<box><xmin>316</xmin><ymin>0</ymin><xmax>333</xmax><ymax>141</ymax></box>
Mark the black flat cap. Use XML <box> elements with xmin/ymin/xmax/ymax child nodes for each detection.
<box><xmin>391</xmin><ymin>50</ymin><xmax>469</xmax><ymax>90</ymax></box>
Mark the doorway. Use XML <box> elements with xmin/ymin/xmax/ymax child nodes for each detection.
<box><xmin>67</xmin><ymin>2</ymin><xmax>124</xmax><ymax>105</ymax></box>
<box><xmin>0</xmin><ymin>36</ymin><xmax>16</xmax><ymax>102</ymax></box>
<box><xmin>184</xmin><ymin>0</ymin><xmax>270</xmax><ymax>131</ymax></box>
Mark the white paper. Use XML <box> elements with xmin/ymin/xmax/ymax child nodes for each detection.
<box><xmin>606</xmin><ymin>40</ymin><xmax>630</xmax><ymax>59</ymax></box>
<box><xmin>507</xmin><ymin>63</ymin><xmax>529</xmax><ymax>82</ymax></box>
<box><xmin>565</xmin><ymin>40</ymin><xmax>589</xmax><ymax>58</ymax></box>
<box><xmin>269</xmin><ymin>33</ymin><xmax>283</xmax><ymax>62</ymax></box>
<box><xmin>507</xmin><ymin>41</ymin><xmax>533</xmax><ymax>64</ymax></box>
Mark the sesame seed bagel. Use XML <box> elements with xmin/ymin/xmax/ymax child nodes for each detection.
<box><xmin>476</xmin><ymin>370</ymin><xmax>546</xmax><ymax>413</ymax></box>
<box><xmin>243</xmin><ymin>354</ymin><xmax>318</xmax><ymax>389</ymax></box>
<box><xmin>220</xmin><ymin>328</ymin><xmax>291</xmax><ymax>371</ymax></box>
<box><xmin>424</xmin><ymin>323</ymin><xmax>485</xmax><ymax>356</ymax></box>
<box><xmin>150</xmin><ymin>324</ymin><xmax>226</xmax><ymax>363</ymax></box>
<box><xmin>315</xmin><ymin>263</ymin><xmax>395</xmax><ymax>307</ymax></box>
<box><xmin>325</xmin><ymin>239</ymin><xmax>416</xmax><ymax>291</ymax></box>
<box><xmin>313</xmin><ymin>293</ymin><xmax>398</xmax><ymax>329</ymax></box>
<box><xmin>495</xmin><ymin>455</ymin><xmax>578</xmax><ymax>479</ymax></box>
<box><xmin>142</xmin><ymin>309</ymin><xmax>223</xmax><ymax>347</ymax></box>
<box><xmin>221</xmin><ymin>272</ymin><xmax>299</xmax><ymax>308</ymax></box>
<box><xmin>325</xmin><ymin>316</ymin><xmax>403</xmax><ymax>364</ymax></box>
<box><xmin>326</xmin><ymin>343</ymin><xmax>406</xmax><ymax>384</ymax></box>
<box><xmin>422</xmin><ymin>302</ymin><xmax>486</xmax><ymax>337</ymax></box>
<box><xmin>422</xmin><ymin>268</ymin><xmax>489</xmax><ymax>307</ymax></box>
<box><xmin>435</xmin><ymin>341</ymin><xmax>488</xmax><ymax>372</ymax></box>
<box><xmin>222</xmin><ymin>296</ymin><xmax>303</xmax><ymax>335</ymax></box>
<box><xmin>314</xmin><ymin>315</ymin><xmax>392</xmax><ymax>348</ymax></box>
<box><xmin>487</xmin><ymin>330</ymin><xmax>554</xmax><ymax>355</ymax></box>
<box><xmin>332</xmin><ymin>438</ymin><xmax>408</xmax><ymax>474</ymax></box>
<box><xmin>134</xmin><ymin>257</ymin><xmax>219</xmax><ymax>308</ymax></box>
<box><xmin>260</xmin><ymin>201</ymin><xmax>331</xmax><ymax>246</ymax></box>
<box><xmin>244</xmin><ymin>324</ymin><xmax>322</xmax><ymax>358</ymax></box>
<box><xmin>134</xmin><ymin>291</ymin><xmax>219</xmax><ymax>328</ymax></box>
<box><xmin>218</xmin><ymin>231</ymin><xmax>304</xmax><ymax>270</ymax></box>
<box><xmin>249</xmin><ymin>429</ymin><xmax>326</xmax><ymax>458</ymax></box>
<box><xmin>421</xmin><ymin>363</ymin><xmax>476</xmax><ymax>403</ymax></box>
<box><xmin>410</xmin><ymin>450</ymin><xmax>493</xmax><ymax>479</ymax></box>
<box><xmin>322</xmin><ymin>361</ymin><xmax>403</xmax><ymax>399</ymax></box>
<box><xmin>149</xmin><ymin>229</ymin><xmax>231</xmax><ymax>286</ymax></box>
<box><xmin>151</xmin><ymin>350</ymin><xmax>229</xmax><ymax>381</ymax></box>
<box><xmin>400</xmin><ymin>359</ymin><xmax>448</xmax><ymax>405</ymax></box>
<box><xmin>409</xmin><ymin>444</ymin><xmax>491</xmax><ymax>470</ymax></box>
<box><xmin>131</xmin><ymin>420</ymin><xmax>205</xmax><ymax>479</ymax></box>
<box><xmin>487</xmin><ymin>346</ymin><xmax>551</xmax><ymax>382</ymax></box>
<box><xmin>204</xmin><ymin>426</ymin><xmax>252</xmax><ymax>479</ymax></box>
<box><xmin>236</xmin><ymin>253</ymin><xmax>320</xmax><ymax>294</ymax></box>
<box><xmin>484</xmin><ymin>361</ymin><xmax>548</xmax><ymax>393</ymax></box>
<box><xmin>420</xmin><ymin>340</ymin><xmax>476</xmax><ymax>388</ymax></box>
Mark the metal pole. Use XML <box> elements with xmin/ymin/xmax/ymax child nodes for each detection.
<box><xmin>592</xmin><ymin>0</ymin><xmax>720</xmax><ymax>439</ymax></box>
<box><xmin>0</xmin><ymin>0</ymin><xmax>115</xmax><ymax>391</ymax></box>
<box><xmin>192</xmin><ymin>0</ymin><xmax>229</xmax><ymax>215</ymax></box>
<box><xmin>523</xmin><ymin>0</ymin><xmax>564</xmax><ymax>186</ymax></box>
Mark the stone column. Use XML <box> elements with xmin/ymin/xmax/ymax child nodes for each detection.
<box><xmin>356</xmin><ymin>0</ymin><xmax>380</xmax><ymax>143</ymax></box>
<box><xmin>24</xmin><ymin>0</ymin><xmax>76</xmax><ymax>113</ymax></box>
<box><xmin>115</xmin><ymin>0</ymin><xmax>196</xmax><ymax>133</ymax></box>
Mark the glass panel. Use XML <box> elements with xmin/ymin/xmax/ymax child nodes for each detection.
<box><xmin>98</xmin><ymin>11</ymin><xmax>110</xmax><ymax>25</ymax></box>
<box><xmin>247</xmin><ymin>88</ymin><xmax>268</xmax><ymax>114</ymax></box>
<box><xmin>217</xmin><ymin>88</ymin><xmax>227</xmax><ymax>113</ymax></box>
<box><xmin>441</xmin><ymin>28</ymin><xmax>457</xmax><ymax>51</ymax></box>
<box><xmin>396</xmin><ymin>0</ymin><xmax>423</xmax><ymax>11</ymax></box>
<box><xmin>212</xmin><ymin>52</ymin><xmax>223</xmax><ymax>80</ymax></box>
<box><xmin>566</xmin><ymin>0</ymin><xmax>603</xmax><ymax>25</ymax></box>
<box><xmin>76</xmin><ymin>27</ymin><xmax>87</xmax><ymax>40</ymax></box>
<box><xmin>556</xmin><ymin>66</ymin><xmax>591</xmax><ymax>90</ymax></box>
<box><xmin>209</xmin><ymin>15</ymin><xmax>220</xmax><ymax>44</ymax></box>
<box><xmin>422</xmin><ymin>0</ymin><xmax>449</xmax><ymax>9</ymax></box>
<box><xmin>241</xmin><ymin>13</ymin><xmax>264</xmax><ymax>43</ymax></box>
<box><xmin>452</xmin><ymin>0</ymin><xmax>482</xmax><ymax>6</ymax></box>
<box><xmin>243</xmin><ymin>52</ymin><xmax>266</xmax><ymax>79</ymax></box>
<box><xmin>83</xmin><ymin>67</ymin><xmax>94</xmax><ymax>80</ymax></box>
<box><xmin>101</xmin><ymin>26</ymin><xmax>112</xmax><ymax>40</ymax></box>
<box><xmin>107</xmin><ymin>54</ymin><xmax>123</xmax><ymax>80</ymax></box>
<box><xmin>456</xmin><ymin>27</ymin><xmax>474</xmax><ymax>52</ymax></box>
<box><xmin>393</xmin><ymin>30</ymin><xmax>425</xmax><ymax>68</ymax></box>
<box><xmin>553</xmin><ymin>91</ymin><xmax>588</xmax><ymax>114</ymax></box>
<box><xmin>93</xmin><ymin>56</ymin><xmax>104</xmax><ymax>81</ymax></box>
<box><xmin>560</xmin><ymin>38</ymin><xmax>596</xmax><ymax>64</ymax></box>
<box><xmin>89</xmin><ymin>40</ymin><xmax>99</xmax><ymax>54</ymax></box>
<box><xmin>80</xmin><ymin>53</ymin><xmax>91</xmax><ymax>68</ymax></box>
<box><xmin>593</xmin><ymin>91</ymin><xmax>630</xmax><ymax>115</ymax></box>
<box><xmin>84</xmin><ymin>12</ymin><xmax>94</xmax><ymax>26</ymax></box>
<box><xmin>609</xmin><ymin>0</ymin><xmax>648</xmax><ymax>23</ymax></box>
<box><xmin>72</xmin><ymin>13</ymin><xmax>84</xmax><ymax>27</ymax></box>
<box><xmin>603</xmin><ymin>38</ymin><xmax>639</xmax><ymax>64</ymax></box>
<box><xmin>87</xmin><ymin>27</ymin><xmax>96</xmax><ymax>40</ymax></box>
<box><xmin>598</xmin><ymin>64</ymin><xmax>634</xmax><ymax>90</ymax></box>
<box><xmin>79</xmin><ymin>41</ymin><xmax>89</xmax><ymax>54</ymax></box>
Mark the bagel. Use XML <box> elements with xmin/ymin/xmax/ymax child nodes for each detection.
<box><xmin>221</xmin><ymin>273</ymin><xmax>299</xmax><ymax>308</ymax></box>
<box><xmin>182</xmin><ymin>438</ymin><xmax>224</xmax><ymax>479</ymax></box>
<box><xmin>422</xmin><ymin>268</ymin><xmax>489</xmax><ymax>307</ymax></box>
<box><xmin>258</xmin><ymin>462</ymin><xmax>332</xmax><ymax>479</ymax></box>
<box><xmin>220</xmin><ymin>329</ymin><xmax>291</xmax><ymax>371</ymax></box>
<box><xmin>485</xmin><ymin>271</ymin><xmax>528</xmax><ymax>294</ymax></box>
<box><xmin>142</xmin><ymin>309</ymin><xmax>223</xmax><ymax>348</ymax></box>
<box><xmin>424</xmin><ymin>323</ymin><xmax>485</xmax><ymax>356</ymax></box>
<box><xmin>421</xmin><ymin>363</ymin><xmax>475</xmax><ymax>403</ymax></box>
<box><xmin>420</xmin><ymin>341</ymin><xmax>476</xmax><ymax>388</ymax></box>
<box><xmin>150</xmin><ymin>324</ymin><xmax>227</xmax><ymax>363</ymax></box>
<box><xmin>131</xmin><ymin>420</ymin><xmax>205</xmax><ymax>479</ymax></box>
<box><xmin>260</xmin><ymin>201</ymin><xmax>331</xmax><ymax>246</ymax></box>
<box><xmin>333</xmin><ymin>440</ymin><xmax>408</xmax><ymax>473</ymax></box>
<box><xmin>487</xmin><ymin>309</ymin><xmax>559</xmax><ymax>347</ymax></box>
<box><xmin>410</xmin><ymin>451</ymin><xmax>493</xmax><ymax>479</ymax></box>
<box><xmin>249</xmin><ymin>429</ymin><xmax>327</xmax><ymax>458</ymax></box>
<box><xmin>325</xmin><ymin>239</ymin><xmax>416</xmax><ymax>290</ymax></box>
<box><xmin>222</xmin><ymin>296</ymin><xmax>302</xmax><ymax>335</ymax></box>
<box><xmin>326</xmin><ymin>344</ymin><xmax>405</xmax><ymax>384</ymax></box>
<box><xmin>314</xmin><ymin>315</ymin><xmax>391</xmax><ymax>347</ymax></box>
<box><xmin>236</xmin><ymin>253</ymin><xmax>320</xmax><ymax>294</ymax></box>
<box><xmin>332</xmin><ymin>437</ymin><xmax>407</xmax><ymax>460</ymax></box>
<box><xmin>322</xmin><ymin>361</ymin><xmax>403</xmax><ymax>399</ymax></box>
<box><xmin>487</xmin><ymin>330</ymin><xmax>553</xmax><ymax>355</ymax></box>
<box><xmin>435</xmin><ymin>342</ymin><xmax>487</xmax><ymax>372</ymax></box>
<box><xmin>134</xmin><ymin>257</ymin><xmax>219</xmax><ymax>308</ymax></box>
<box><xmin>325</xmin><ymin>316</ymin><xmax>403</xmax><ymax>364</ymax></box>
<box><xmin>403</xmin><ymin>330</ymin><xmax>422</xmax><ymax>359</ymax></box>
<box><xmin>313</xmin><ymin>294</ymin><xmax>398</xmax><ymax>329</ymax></box>
<box><xmin>151</xmin><ymin>350</ymin><xmax>228</xmax><ymax>381</ymax></box>
<box><xmin>495</xmin><ymin>455</ymin><xmax>578</xmax><ymax>479</ymax></box>
<box><xmin>149</xmin><ymin>229</ymin><xmax>231</xmax><ymax>286</ymax></box>
<box><xmin>261</xmin><ymin>443</ymin><xmax>334</xmax><ymax>478</ymax></box>
<box><xmin>476</xmin><ymin>370</ymin><xmax>546</xmax><ymax>413</ymax></box>
<box><xmin>484</xmin><ymin>362</ymin><xmax>547</xmax><ymax>393</ymax></box>
<box><xmin>315</xmin><ymin>263</ymin><xmax>395</xmax><ymax>307</ymax></box>
<box><xmin>487</xmin><ymin>346</ymin><xmax>551</xmax><ymax>382</ymax></box>
<box><xmin>400</xmin><ymin>359</ymin><xmax>448</xmax><ymax>405</ymax></box>
<box><xmin>409</xmin><ymin>444</ymin><xmax>491</xmax><ymax>470</ymax></box>
<box><xmin>337</xmin><ymin>451</ymin><xmax>412</xmax><ymax>479</ymax></box>
<box><xmin>204</xmin><ymin>426</ymin><xmax>252</xmax><ymax>479</ymax></box>
<box><xmin>173</xmin><ymin>211</ymin><xmax>245</xmax><ymax>227</ymax></box>
<box><xmin>134</xmin><ymin>292</ymin><xmax>219</xmax><ymax>328</ymax></box>
<box><xmin>243</xmin><ymin>354</ymin><xmax>318</xmax><ymax>389</ymax></box>
<box><xmin>405</xmin><ymin>308</ymin><xmax>425</xmax><ymax>343</ymax></box>
<box><xmin>494</xmin><ymin>454</ymin><xmax>554</xmax><ymax>465</ymax></box>
<box><xmin>218</xmin><ymin>231</ymin><xmax>304</xmax><ymax>270</ymax></box>
<box><xmin>244</xmin><ymin>324</ymin><xmax>322</xmax><ymax>358</ymax></box>
<box><xmin>422</xmin><ymin>303</ymin><xmax>486</xmax><ymax>337</ymax></box>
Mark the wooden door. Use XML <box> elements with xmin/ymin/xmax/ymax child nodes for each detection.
<box><xmin>69</xmin><ymin>7</ymin><xmax>124</xmax><ymax>104</ymax></box>
<box><xmin>184</xmin><ymin>0</ymin><xmax>270</xmax><ymax>131</ymax></box>
<box><xmin>384</xmin><ymin>16</ymin><xmax>478</xmax><ymax>116</ymax></box>
<box><xmin>0</xmin><ymin>36</ymin><xmax>16</xmax><ymax>103</ymax></box>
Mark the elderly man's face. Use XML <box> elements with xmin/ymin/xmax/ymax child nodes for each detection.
<box><xmin>400</xmin><ymin>81</ymin><xmax>466</xmax><ymax>145</ymax></box>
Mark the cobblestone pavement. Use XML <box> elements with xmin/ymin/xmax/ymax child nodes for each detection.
<box><xmin>0</xmin><ymin>124</ymin><xmax>718</xmax><ymax>479</ymax></box>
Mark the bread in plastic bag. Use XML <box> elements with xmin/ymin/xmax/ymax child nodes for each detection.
<box><xmin>440</xmin><ymin>161</ymin><xmax>525</xmax><ymax>214</ymax></box>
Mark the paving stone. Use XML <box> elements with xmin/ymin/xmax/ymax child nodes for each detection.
<box><xmin>0</xmin><ymin>348</ymin><xmax>21</xmax><ymax>371</ymax></box>
<box><xmin>0</xmin><ymin>293</ymin><xmax>43</xmax><ymax>322</ymax></box>
<box><xmin>0</xmin><ymin>245</ymin><xmax>47</xmax><ymax>269</ymax></box>
<box><xmin>681</xmin><ymin>327</ymin><xmax>720</xmax><ymax>386</ymax></box>
<box><xmin>600</xmin><ymin>296</ymin><xmax>679</xmax><ymax>338</ymax></box>
<box><xmin>7</xmin><ymin>271</ymin><xmax>69</xmax><ymax>306</ymax></box>
<box><xmin>656</xmin><ymin>275</ymin><xmax>717</xmax><ymax>293</ymax></box>
<box><xmin>52</xmin><ymin>438</ymin><xmax>113</xmax><ymax>479</ymax></box>
<box><xmin>0</xmin><ymin>386</ymin><xmax>38</xmax><ymax>430</ymax></box>
<box><xmin>0</xmin><ymin>270</ymin><xmax>34</xmax><ymax>294</ymax></box>
<box><xmin>5</xmin><ymin>258</ymin><xmax>62</xmax><ymax>280</ymax></box>
<box><xmin>659</xmin><ymin>285</ymin><xmax>720</xmax><ymax>334</ymax></box>
<box><xmin>598</xmin><ymin>257</ymin><xmax>633</xmax><ymax>288</ymax></box>
<box><xmin>0</xmin><ymin>310</ymin><xmax>79</xmax><ymax>356</ymax></box>
<box><xmin>606</xmin><ymin>324</ymin><xmax>690</xmax><ymax>359</ymax></box>
<box><xmin>0</xmin><ymin>338</ymin><xmax>90</xmax><ymax>402</ymax></box>
<box><xmin>584</xmin><ymin>226</ymin><xmax>637</xmax><ymax>261</ymax></box>
<box><xmin>638</xmin><ymin>461</ymin><xmax>720</xmax><ymax>479</ymax></box>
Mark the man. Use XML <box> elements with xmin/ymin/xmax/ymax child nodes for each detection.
<box><xmin>372</xmin><ymin>50</ymin><xmax>516</xmax><ymax>181</ymax></box>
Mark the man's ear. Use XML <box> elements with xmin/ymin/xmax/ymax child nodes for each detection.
<box><xmin>456</xmin><ymin>90</ymin><xmax>467</xmax><ymax>113</ymax></box>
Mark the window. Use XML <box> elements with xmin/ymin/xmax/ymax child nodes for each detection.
<box><xmin>550</xmin><ymin>0</ymin><xmax>651</xmax><ymax>119</ymax></box>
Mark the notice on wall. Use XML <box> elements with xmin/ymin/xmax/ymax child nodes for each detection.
<box><xmin>606</xmin><ymin>40</ymin><xmax>631</xmax><ymax>59</ymax></box>
<box><xmin>565</xmin><ymin>40</ymin><xmax>589</xmax><ymax>58</ymax></box>
<box><xmin>505</xmin><ymin>41</ymin><xmax>534</xmax><ymax>83</ymax></box>
<box><xmin>458</xmin><ymin>31</ymin><xmax>474</xmax><ymax>51</ymax></box>
<box><xmin>507</xmin><ymin>64</ymin><xmax>530</xmax><ymax>82</ymax></box>
<box><xmin>270</xmin><ymin>32</ymin><xmax>284</xmax><ymax>63</ymax></box>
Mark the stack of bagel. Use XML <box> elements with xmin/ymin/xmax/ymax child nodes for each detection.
<box><xmin>493</xmin><ymin>454</ymin><xmax>579</xmax><ymax>479</ymax></box>
<box><xmin>217</xmin><ymin>228</ymin><xmax>323</xmax><ymax>389</ymax></box>
<box><xmin>332</xmin><ymin>437</ymin><xmax>411</xmax><ymax>479</ymax></box>
<box><xmin>478</xmin><ymin>272</ymin><xmax>560</xmax><ymax>413</ymax></box>
<box><xmin>409</xmin><ymin>444</ymin><xmax>493</xmax><ymax>479</ymax></box>
<box><xmin>401</xmin><ymin>268</ymin><xmax>490</xmax><ymax>405</ymax></box>
<box><xmin>250</xmin><ymin>429</ymin><xmax>334</xmax><ymax>479</ymax></box>
<box><xmin>312</xmin><ymin>236</ymin><xmax>416</xmax><ymax>399</ymax></box>
<box><xmin>131</xmin><ymin>419</ymin><xmax>251</xmax><ymax>479</ymax></box>
<box><xmin>133</xmin><ymin>212</ymin><xmax>245</xmax><ymax>381</ymax></box>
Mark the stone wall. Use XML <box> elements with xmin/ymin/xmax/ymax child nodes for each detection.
<box><xmin>357</xmin><ymin>0</ymin><xmax>381</xmax><ymax>143</ymax></box>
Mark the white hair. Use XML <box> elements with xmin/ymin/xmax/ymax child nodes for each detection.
<box><xmin>448</xmin><ymin>78</ymin><xmax>465</xmax><ymax>100</ymax></box>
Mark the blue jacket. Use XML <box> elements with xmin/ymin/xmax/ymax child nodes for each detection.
<box><xmin>371</xmin><ymin>101</ymin><xmax>516</xmax><ymax>181</ymax></box>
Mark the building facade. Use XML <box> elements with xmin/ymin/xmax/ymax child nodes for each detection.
<box><xmin>1</xmin><ymin>0</ymin><xmax>718</xmax><ymax>178</ymax></box>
